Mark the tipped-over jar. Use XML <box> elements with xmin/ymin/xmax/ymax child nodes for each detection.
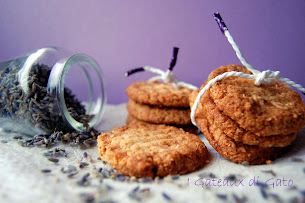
<box><xmin>0</xmin><ymin>47</ymin><xmax>106</xmax><ymax>135</ymax></box>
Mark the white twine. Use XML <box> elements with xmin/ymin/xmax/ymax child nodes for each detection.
<box><xmin>191</xmin><ymin>30</ymin><xmax>305</xmax><ymax>127</ymax></box>
<box><xmin>142</xmin><ymin>66</ymin><xmax>198</xmax><ymax>90</ymax></box>
<box><xmin>224</xmin><ymin>31</ymin><xmax>260</xmax><ymax>75</ymax></box>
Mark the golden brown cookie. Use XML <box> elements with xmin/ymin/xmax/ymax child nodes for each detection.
<box><xmin>126</xmin><ymin>81</ymin><xmax>194</xmax><ymax>107</ymax></box>
<box><xmin>208</xmin><ymin>65</ymin><xmax>305</xmax><ymax>136</ymax></box>
<box><xmin>197</xmin><ymin>89</ymin><xmax>297</xmax><ymax>147</ymax></box>
<box><xmin>127</xmin><ymin>99</ymin><xmax>191</xmax><ymax>125</ymax></box>
<box><xmin>190</xmin><ymin>94</ymin><xmax>281</xmax><ymax>165</ymax></box>
<box><xmin>97</xmin><ymin>125</ymin><xmax>209</xmax><ymax>177</ymax></box>
<box><xmin>207</xmin><ymin>64</ymin><xmax>252</xmax><ymax>81</ymax></box>
<box><xmin>126</xmin><ymin>114</ymin><xmax>199</xmax><ymax>135</ymax></box>
<box><xmin>197</xmin><ymin>114</ymin><xmax>281</xmax><ymax>165</ymax></box>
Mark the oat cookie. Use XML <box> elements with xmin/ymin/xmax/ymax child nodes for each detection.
<box><xmin>126</xmin><ymin>114</ymin><xmax>199</xmax><ymax>135</ymax></box>
<box><xmin>190</xmin><ymin>95</ymin><xmax>281</xmax><ymax>164</ymax></box>
<box><xmin>127</xmin><ymin>99</ymin><xmax>191</xmax><ymax>125</ymax></box>
<box><xmin>196</xmin><ymin>89</ymin><xmax>297</xmax><ymax>147</ymax></box>
<box><xmin>208</xmin><ymin>65</ymin><xmax>305</xmax><ymax>136</ymax></box>
<box><xmin>197</xmin><ymin>114</ymin><xmax>281</xmax><ymax>165</ymax></box>
<box><xmin>97</xmin><ymin>125</ymin><xmax>209</xmax><ymax>177</ymax></box>
<box><xmin>126</xmin><ymin>81</ymin><xmax>194</xmax><ymax>107</ymax></box>
<box><xmin>207</xmin><ymin>64</ymin><xmax>252</xmax><ymax>81</ymax></box>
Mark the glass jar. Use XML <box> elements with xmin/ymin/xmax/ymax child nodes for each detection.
<box><xmin>0</xmin><ymin>47</ymin><xmax>106</xmax><ymax>135</ymax></box>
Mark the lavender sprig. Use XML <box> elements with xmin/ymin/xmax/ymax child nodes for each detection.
<box><xmin>212</xmin><ymin>12</ymin><xmax>305</xmax><ymax>96</ymax></box>
<box><xmin>125</xmin><ymin>67</ymin><xmax>145</xmax><ymax>77</ymax></box>
<box><xmin>213</xmin><ymin>13</ymin><xmax>228</xmax><ymax>34</ymax></box>
<box><xmin>168</xmin><ymin>47</ymin><xmax>179</xmax><ymax>71</ymax></box>
<box><xmin>124</xmin><ymin>47</ymin><xmax>179</xmax><ymax>77</ymax></box>
<box><xmin>124</xmin><ymin>47</ymin><xmax>197</xmax><ymax>90</ymax></box>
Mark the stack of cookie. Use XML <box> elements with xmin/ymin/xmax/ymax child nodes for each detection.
<box><xmin>125</xmin><ymin>81</ymin><xmax>198</xmax><ymax>134</ymax></box>
<box><xmin>190</xmin><ymin>65</ymin><xmax>305</xmax><ymax>165</ymax></box>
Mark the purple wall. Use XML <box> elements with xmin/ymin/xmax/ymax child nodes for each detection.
<box><xmin>1</xmin><ymin>0</ymin><xmax>305</xmax><ymax>104</ymax></box>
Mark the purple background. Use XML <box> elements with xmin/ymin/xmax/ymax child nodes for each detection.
<box><xmin>0</xmin><ymin>0</ymin><xmax>304</xmax><ymax>104</ymax></box>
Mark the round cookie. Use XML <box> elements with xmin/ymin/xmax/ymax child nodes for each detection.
<box><xmin>127</xmin><ymin>99</ymin><xmax>191</xmax><ymax>125</ymax></box>
<box><xmin>195</xmin><ymin>89</ymin><xmax>297</xmax><ymax>147</ymax></box>
<box><xmin>208</xmin><ymin>65</ymin><xmax>305</xmax><ymax>136</ymax></box>
<box><xmin>207</xmin><ymin>64</ymin><xmax>252</xmax><ymax>81</ymax></box>
<box><xmin>126</xmin><ymin>81</ymin><xmax>194</xmax><ymax>107</ymax></box>
<box><xmin>198</xmin><ymin>114</ymin><xmax>281</xmax><ymax>165</ymax></box>
<box><xmin>189</xmin><ymin>95</ymin><xmax>281</xmax><ymax>165</ymax></box>
<box><xmin>97</xmin><ymin>125</ymin><xmax>209</xmax><ymax>177</ymax></box>
<box><xmin>126</xmin><ymin>114</ymin><xmax>199</xmax><ymax>135</ymax></box>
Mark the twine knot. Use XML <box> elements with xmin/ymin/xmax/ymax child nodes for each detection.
<box><xmin>147</xmin><ymin>68</ymin><xmax>197</xmax><ymax>90</ymax></box>
<box><xmin>155</xmin><ymin>69</ymin><xmax>178</xmax><ymax>83</ymax></box>
<box><xmin>254</xmin><ymin>70</ymin><xmax>281</xmax><ymax>85</ymax></box>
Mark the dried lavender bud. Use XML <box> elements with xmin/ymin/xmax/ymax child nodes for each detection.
<box><xmin>290</xmin><ymin>158</ymin><xmax>304</xmax><ymax>162</ymax></box>
<box><xmin>225</xmin><ymin>174</ymin><xmax>236</xmax><ymax>181</ymax></box>
<box><xmin>257</xmin><ymin>182</ymin><xmax>268</xmax><ymax>188</ymax></box>
<box><xmin>48</xmin><ymin>158</ymin><xmax>59</xmax><ymax>163</ymax></box>
<box><xmin>13</xmin><ymin>135</ymin><xmax>23</xmax><ymax>139</ymax></box>
<box><xmin>68</xmin><ymin>171</ymin><xmax>78</xmax><ymax>178</ymax></box>
<box><xmin>101</xmin><ymin>168</ymin><xmax>110</xmax><ymax>178</ymax></box>
<box><xmin>232</xmin><ymin>193</ymin><xmax>248</xmax><ymax>203</ymax></box>
<box><xmin>117</xmin><ymin>175</ymin><xmax>126</xmax><ymax>182</ymax></box>
<box><xmin>262</xmin><ymin>170</ymin><xmax>276</xmax><ymax>177</ymax></box>
<box><xmin>128</xmin><ymin>191</ymin><xmax>140</xmax><ymax>201</ymax></box>
<box><xmin>209</xmin><ymin>173</ymin><xmax>216</xmax><ymax>178</ymax></box>
<box><xmin>128</xmin><ymin>186</ymin><xmax>151</xmax><ymax>201</ymax></box>
<box><xmin>106</xmin><ymin>184</ymin><xmax>114</xmax><ymax>190</ymax></box>
<box><xmin>41</xmin><ymin>169</ymin><xmax>52</xmax><ymax>173</ymax></box>
<box><xmin>170</xmin><ymin>175</ymin><xmax>180</xmax><ymax>180</ymax></box>
<box><xmin>198</xmin><ymin>172</ymin><xmax>208</xmax><ymax>178</ymax></box>
<box><xmin>79</xmin><ymin>162</ymin><xmax>89</xmax><ymax>168</ymax></box>
<box><xmin>216</xmin><ymin>194</ymin><xmax>227</xmax><ymax>200</ymax></box>
<box><xmin>139</xmin><ymin>177</ymin><xmax>152</xmax><ymax>183</ymax></box>
<box><xmin>83</xmin><ymin>152</ymin><xmax>88</xmax><ymax>158</ymax></box>
<box><xmin>260</xmin><ymin>187</ymin><xmax>268</xmax><ymax>199</ymax></box>
<box><xmin>131</xmin><ymin>186</ymin><xmax>139</xmax><ymax>193</ymax></box>
<box><xmin>162</xmin><ymin>192</ymin><xmax>172</xmax><ymax>201</ymax></box>
<box><xmin>77</xmin><ymin>173</ymin><xmax>90</xmax><ymax>186</ymax></box>
<box><xmin>61</xmin><ymin>165</ymin><xmax>77</xmax><ymax>174</ymax></box>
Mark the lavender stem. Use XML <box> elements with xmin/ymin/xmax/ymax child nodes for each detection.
<box><xmin>125</xmin><ymin>67</ymin><xmax>145</xmax><ymax>77</ymax></box>
<box><xmin>213</xmin><ymin>12</ymin><xmax>228</xmax><ymax>34</ymax></box>
<box><xmin>168</xmin><ymin>47</ymin><xmax>179</xmax><ymax>71</ymax></box>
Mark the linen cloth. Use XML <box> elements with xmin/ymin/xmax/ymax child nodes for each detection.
<box><xmin>0</xmin><ymin>104</ymin><xmax>304</xmax><ymax>203</ymax></box>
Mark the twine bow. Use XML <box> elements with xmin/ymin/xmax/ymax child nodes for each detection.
<box><xmin>125</xmin><ymin>47</ymin><xmax>198</xmax><ymax>90</ymax></box>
